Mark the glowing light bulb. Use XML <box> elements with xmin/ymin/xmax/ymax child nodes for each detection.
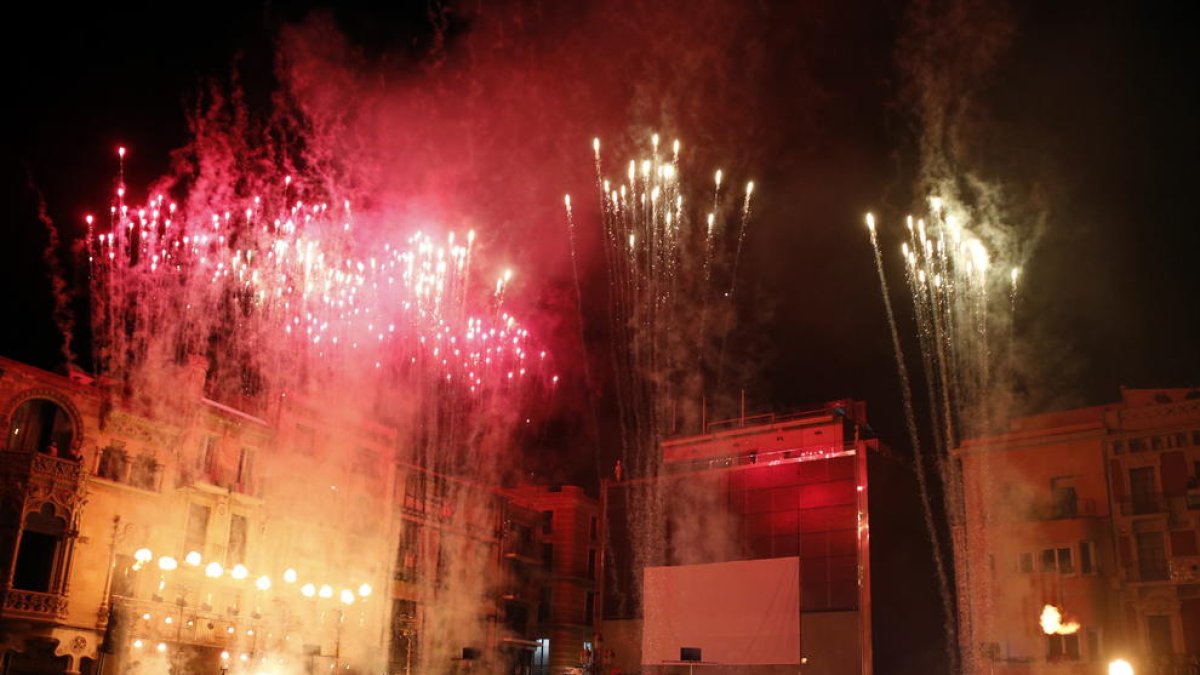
<box><xmin>1108</xmin><ymin>660</ymin><xmax>1134</xmax><ymax>675</ymax></box>
<box><xmin>283</xmin><ymin>569</ymin><xmax>298</xmax><ymax>584</ymax></box>
<box><xmin>865</xmin><ymin>213</ymin><xmax>875</xmax><ymax>232</ymax></box>
<box><xmin>118</xmin><ymin>146</ymin><xmax>126</xmax><ymax>158</ymax></box>
<box><xmin>132</xmin><ymin>640</ymin><xmax>144</xmax><ymax>650</ymax></box>
<box><xmin>158</xmin><ymin>556</ymin><xmax>177</xmax><ymax>571</ymax></box>
<box><xmin>301</xmin><ymin>583</ymin><xmax>316</xmax><ymax>598</ymax></box>
<box><xmin>256</xmin><ymin>575</ymin><xmax>271</xmax><ymax>591</ymax></box>
<box><xmin>156</xmin><ymin>643</ymin><xmax>167</xmax><ymax>653</ymax></box>
<box><xmin>340</xmin><ymin>589</ymin><xmax>355</xmax><ymax>605</ymax></box>
<box><xmin>205</xmin><ymin>562</ymin><xmax>223</xmax><ymax>578</ymax></box>
<box><xmin>231</xmin><ymin>564</ymin><xmax>248</xmax><ymax>580</ymax></box>
<box><xmin>592</xmin><ymin>137</ymin><xmax>600</xmax><ymax>155</ymax></box>
<box><xmin>134</xmin><ymin>548</ymin><xmax>153</xmax><ymax>563</ymax></box>
<box><xmin>358</xmin><ymin>583</ymin><xmax>372</xmax><ymax>598</ymax></box>
<box><xmin>185</xmin><ymin>551</ymin><xmax>202</xmax><ymax>566</ymax></box>
<box><xmin>319</xmin><ymin>584</ymin><xmax>333</xmax><ymax>599</ymax></box>
<box><xmin>221</xmin><ymin>652</ymin><xmax>230</xmax><ymax>661</ymax></box>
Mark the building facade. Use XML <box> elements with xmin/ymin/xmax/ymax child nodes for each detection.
<box><xmin>505</xmin><ymin>485</ymin><xmax>602</xmax><ymax>675</ymax></box>
<box><xmin>0</xmin><ymin>355</ymin><xmax>598</xmax><ymax>675</ymax></box>
<box><xmin>600</xmin><ymin>401</ymin><xmax>875</xmax><ymax>675</ymax></box>
<box><xmin>955</xmin><ymin>387</ymin><xmax>1200</xmax><ymax>674</ymax></box>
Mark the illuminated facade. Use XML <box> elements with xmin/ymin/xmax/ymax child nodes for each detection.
<box><xmin>0</xmin><ymin>355</ymin><xmax>394</xmax><ymax>675</ymax></box>
<box><xmin>955</xmin><ymin>387</ymin><xmax>1200</xmax><ymax>674</ymax></box>
<box><xmin>0</xmin><ymin>355</ymin><xmax>598</xmax><ymax>675</ymax></box>
<box><xmin>600</xmin><ymin>401</ymin><xmax>875</xmax><ymax>675</ymax></box>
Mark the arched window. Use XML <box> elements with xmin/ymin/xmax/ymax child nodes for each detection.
<box><xmin>6</xmin><ymin>398</ymin><xmax>75</xmax><ymax>458</ymax></box>
<box><xmin>13</xmin><ymin>503</ymin><xmax>68</xmax><ymax>592</ymax></box>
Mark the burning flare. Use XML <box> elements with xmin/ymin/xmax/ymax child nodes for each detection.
<box><xmin>1040</xmin><ymin>604</ymin><xmax>1080</xmax><ymax>635</ymax></box>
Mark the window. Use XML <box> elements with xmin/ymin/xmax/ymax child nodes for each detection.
<box><xmin>236</xmin><ymin>447</ymin><xmax>254</xmax><ymax>490</ymax></box>
<box><xmin>1086</xmin><ymin>628</ymin><xmax>1100</xmax><ymax>662</ymax></box>
<box><xmin>110</xmin><ymin>553</ymin><xmax>137</xmax><ymax>597</ymax></box>
<box><xmin>590</xmin><ymin>516</ymin><xmax>598</xmax><ymax>541</ymax></box>
<box><xmin>227</xmin><ymin>514</ymin><xmax>248</xmax><ymax>565</ymax></box>
<box><xmin>537</xmin><ymin>588</ymin><xmax>551</xmax><ymax>623</ymax></box>
<box><xmin>542</xmin><ymin>510</ymin><xmax>554</xmax><ymax>535</ymax></box>
<box><xmin>1136</xmin><ymin>531</ymin><xmax>1168</xmax><ymax>581</ymax></box>
<box><xmin>1051</xmin><ymin>478</ymin><xmax>1077</xmax><ymax>518</ymax></box>
<box><xmin>1079</xmin><ymin>541</ymin><xmax>1095</xmax><ymax>574</ymax></box>
<box><xmin>584</xmin><ymin>591</ymin><xmax>595</xmax><ymax>625</ymax></box>
<box><xmin>543</xmin><ymin>543</ymin><xmax>554</xmax><ymax>572</ymax></box>
<box><xmin>1041</xmin><ymin>549</ymin><xmax>1056</xmax><ymax>573</ymax></box>
<box><xmin>1112</xmin><ymin>440</ymin><xmax>1124</xmax><ymax>454</ymax></box>
<box><xmin>1057</xmin><ymin>547</ymin><xmax>1074</xmax><ymax>574</ymax></box>
<box><xmin>1039</xmin><ymin>547</ymin><xmax>1073</xmax><ymax>574</ymax></box>
<box><xmin>1129</xmin><ymin>467</ymin><xmax>1158</xmax><ymax>514</ymax></box>
<box><xmin>1147</xmin><ymin>615</ymin><xmax>1173</xmax><ymax>655</ymax></box>
<box><xmin>202</xmin><ymin>435</ymin><xmax>220</xmax><ymax>476</ymax></box>
<box><xmin>533</xmin><ymin>638</ymin><xmax>550</xmax><ymax>675</ymax></box>
<box><xmin>396</xmin><ymin>521</ymin><xmax>420</xmax><ymax>582</ymax></box>
<box><xmin>97</xmin><ymin>444</ymin><xmax>128</xmax><ymax>481</ymax></box>
<box><xmin>129</xmin><ymin>454</ymin><xmax>158</xmax><ymax>490</ymax></box>
<box><xmin>587</xmin><ymin>549</ymin><xmax>597</xmax><ymax>580</ymax></box>
<box><xmin>1019</xmin><ymin>552</ymin><xmax>1034</xmax><ymax>574</ymax></box>
<box><xmin>13</xmin><ymin>504</ymin><xmax>67</xmax><ymax>592</ymax></box>
<box><xmin>404</xmin><ymin>474</ymin><xmax>426</xmax><ymax>512</ymax></box>
<box><xmin>6</xmin><ymin>398</ymin><xmax>74</xmax><ymax>456</ymax></box>
<box><xmin>1129</xmin><ymin>438</ymin><xmax>1145</xmax><ymax>452</ymax></box>
<box><xmin>1047</xmin><ymin>633</ymin><xmax>1080</xmax><ymax>661</ymax></box>
<box><xmin>185</xmin><ymin>503</ymin><xmax>211</xmax><ymax>554</ymax></box>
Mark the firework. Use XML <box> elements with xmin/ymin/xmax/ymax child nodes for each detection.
<box><xmin>571</xmin><ymin>134</ymin><xmax>754</xmax><ymax>616</ymax></box>
<box><xmin>89</xmin><ymin>148</ymin><xmax>552</xmax><ymax>408</ymax></box>
<box><xmin>865</xmin><ymin>198</ymin><xmax>1021</xmax><ymax>675</ymax></box>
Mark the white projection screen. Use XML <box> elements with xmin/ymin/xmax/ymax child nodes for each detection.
<box><xmin>642</xmin><ymin>557</ymin><xmax>801</xmax><ymax>666</ymax></box>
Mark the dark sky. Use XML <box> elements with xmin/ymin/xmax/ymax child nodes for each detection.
<box><xmin>3</xmin><ymin>2</ymin><xmax>1198</xmax><ymax>673</ymax></box>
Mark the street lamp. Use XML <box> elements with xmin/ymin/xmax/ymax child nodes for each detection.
<box><xmin>1109</xmin><ymin>659</ymin><xmax>1134</xmax><ymax>675</ymax></box>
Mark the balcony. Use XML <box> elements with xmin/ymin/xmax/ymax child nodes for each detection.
<box><xmin>0</xmin><ymin>588</ymin><xmax>68</xmax><ymax>622</ymax></box>
<box><xmin>1030</xmin><ymin>497</ymin><xmax>1098</xmax><ymax>520</ymax></box>
<box><xmin>1170</xmin><ymin>556</ymin><xmax>1200</xmax><ymax>582</ymax></box>
<box><xmin>1119</xmin><ymin>494</ymin><xmax>1167</xmax><ymax>516</ymax></box>
<box><xmin>1</xmin><ymin>450</ymin><xmax>84</xmax><ymax>483</ymax></box>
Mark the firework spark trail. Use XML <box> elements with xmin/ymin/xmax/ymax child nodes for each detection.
<box><xmin>869</xmin><ymin>199</ymin><xmax>1021</xmax><ymax>675</ymax></box>
<box><xmin>581</xmin><ymin>134</ymin><xmax>754</xmax><ymax>615</ymax></box>
<box><xmin>865</xmin><ymin>213</ymin><xmax>957</xmax><ymax>673</ymax></box>
<box><xmin>564</xmin><ymin>194</ymin><xmax>605</xmax><ymax>481</ymax></box>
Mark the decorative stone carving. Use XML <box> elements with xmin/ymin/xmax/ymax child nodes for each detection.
<box><xmin>0</xmin><ymin>588</ymin><xmax>69</xmax><ymax>620</ymax></box>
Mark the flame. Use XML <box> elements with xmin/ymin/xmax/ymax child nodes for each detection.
<box><xmin>1040</xmin><ymin>604</ymin><xmax>1080</xmax><ymax>635</ymax></box>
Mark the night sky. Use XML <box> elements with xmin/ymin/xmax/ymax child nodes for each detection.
<box><xmin>3</xmin><ymin>2</ymin><xmax>1198</xmax><ymax>673</ymax></box>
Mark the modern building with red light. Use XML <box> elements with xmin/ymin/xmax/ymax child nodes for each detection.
<box><xmin>600</xmin><ymin>400</ymin><xmax>876</xmax><ymax>675</ymax></box>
